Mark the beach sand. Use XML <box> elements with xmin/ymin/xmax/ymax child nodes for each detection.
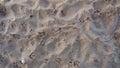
<box><xmin>0</xmin><ymin>0</ymin><xmax>120</xmax><ymax>68</ymax></box>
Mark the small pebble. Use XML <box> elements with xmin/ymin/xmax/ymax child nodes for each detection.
<box><xmin>21</xmin><ymin>58</ymin><xmax>25</xmax><ymax>64</ymax></box>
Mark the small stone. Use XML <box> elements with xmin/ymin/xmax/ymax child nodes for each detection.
<box><xmin>21</xmin><ymin>58</ymin><xmax>25</xmax><ymax>64</ymax></box>
<box><xmin>30</xmin><ymin>15</ymin><xmax>33</xmax><ymax>18</ymax></box>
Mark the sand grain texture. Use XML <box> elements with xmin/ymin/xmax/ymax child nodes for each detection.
<box><xmin>0</xmin><ymin>0</ymin><xmax>120</xmax><ymax>68</ymax></box>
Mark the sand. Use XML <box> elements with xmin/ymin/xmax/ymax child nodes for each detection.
<box><xmin>0</xmin><ymin>0</ymin><xmax>120</xmax><ymax>68</ymax></box>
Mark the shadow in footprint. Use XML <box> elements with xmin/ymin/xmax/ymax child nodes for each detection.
<box><xmin>0</xmin><ymin>54</ymin><xmax>9</xmax><ymax>67</ymax></box>
<box><xmin>0</xmin><ymin>4</ymin><xmax>7</xmax><ymax>17</ymax></box>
